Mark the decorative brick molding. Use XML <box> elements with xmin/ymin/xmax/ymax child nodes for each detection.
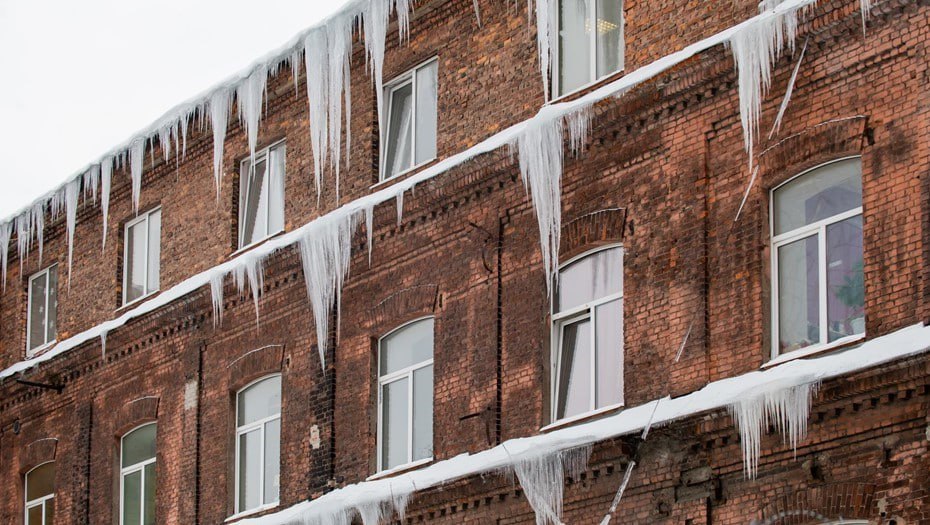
<box><xmin>560</xmin><ymin>208</ymin><xmax>628</xmax><ymax>261</ymax></box>
<box><xmin>756</xmin><ymin>482</ymin><xmax>876</xmax><ymax>524</ymax></box>
<box><xmin>369</xmin><ymin>284</ymin><xmax>440</xmax><ymax>329</ymax></box>
<box><xmin>114</xmin><ymin>396</ymin><xmax>160</xmax><ymax>437</ymax></box>
<box><xmin>226</xmin><ymin>344</ymin><xmax>285</xmax><ymax>392</ymax></box>
<box><xmin>21</xmin><ymin>437</ymin><xmax>57</xmax><ymax>474</ymax></box>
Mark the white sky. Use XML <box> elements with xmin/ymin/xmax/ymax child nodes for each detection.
<box><xmin>0</xmin><ymin>0</ymin><xmax>350</xmax><ymax>216</ymax></box>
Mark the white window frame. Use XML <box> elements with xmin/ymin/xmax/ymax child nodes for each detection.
<box><xmin>119</xmin><ymin>423</ymin><xmax>157</xmax><ymax>525</ymax></box>
<box><xmin>238</xmin><ymin>140</ymin><xmax>286</xmax><ymax>250</ymax></box>
<box><xmin>376</xmin><ymin>317</ymin><xmax>435</xmax><ymax>474</ymax></box>
<box><xmin>553</xmin><ymin>0</ymin><xmax>626</xmax><ymax>99</ymax></box>
<box><xmin>549</xmin><ymin>244</ymin><xmax>624</xmax><ymax>426</ymax></box>
<box><xmin>379</xmin><ymin>57</ymin><xmax>439</xmax><ymax>182</ymax></box>
<box><xmin>24</xmin><ymin>462</ymin><xmax>54</xmax><ymax>525</ymax></box>
<box><xmin>122</xmin><ymin>208</ymin><xmax>161</xmax><ymax>306</ymax></box>
<box><xmin>769</xmin><ymin>156</ymin><xmax>865</xmax><ymax>364</ymax></box>
<box><xmin>233</xmin><ymin>374</ymin><xmax>281</xmax><ymax>516</ymax></box>
<box><xmin>26</xmin><ymin>265</ymin><xmax>57</xmax><ymax>356</ymax></box>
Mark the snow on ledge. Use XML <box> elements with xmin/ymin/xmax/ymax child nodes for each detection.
<box><xmin>233</xmin><ymin>323</ymin><xmax>930</xmax><ymax>524</ymax></box>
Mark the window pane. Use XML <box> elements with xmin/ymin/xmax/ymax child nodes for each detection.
<box><xmin>412</xmin><ymin>365</ymin><xmax>433</xmax><ymax>461</ymax></box>
<box><xmin>596</xmin><ymin>0</ymin><xmax>624</xmax><ymax>77</ymax></box>
<box><xmin>381</xmin><ymin>377</ymin><xmax>409</xmax><ymax>470</ymax></box>
<box><xmin>122</xmin><ymin>424</ymin><xmax>157</xmax><ymax>468</ymax></box>
<box><xmin>28</xmin><ymin>272</ymin><xmax>48</xmax><ymax>350</ymax></box>
<box><xmin>384</xmin><ymin>82</ymin><xmax>414</xmax><ymax>178</ymax></box>
<box><xmin>827</xmin><ymin>216</ymin><xmax>864</xmax><ymax>342</ymax></box>
<box><xmin>557</xmin><ymin>317</ymin><xmax>592</xmax><ymax>419</ymax></box>
<box><xmin>238</xmin><ymin>429</ymin><xmax>261</xmax><ymax>512</ymax></box>
<box><xmin>147</xmin><ymin>211</ymin><xmax>160</xmax><ymax>293</ymax></box>
<box><xmin>122</xmin><ymin>469</ymin><xmax>142</xmax><ymax>525</ymax></box>
<box><xmin>240</xmin><ymin>158</ymin><xmax>269</xmax><ymax>246</ymax></box>
<box><xmin>143</xmin><ymin>463</ymin><xmax>156</xmax><ymax>525</ymax></box>
<box><xmin>595</xmin><ymin>298</ymin><xmax>623</xmax><ymax>408</ymax></box>
<box><xmin>263</xmin><ymin>418</ymin><xmax>280</xmax><ymax>504</ymax></box>
<box><xmin>414</xmin><ymin>62</ymin><xmax>438</xmax><ymax>164</ymax></box>
<box><xmin>380</xmin><ymin>319</ymin><xmax>434</xmax><ymax>376</ymax></box>
<box><xmin>559</xmin><ymin>0</ymin><xmax>591</xmax><ymax>95</ymax></box>
<box><xmin>126</xmin><ymin>219</ymin><xmax>148</xmax><ymax>303</ymax></box>
<box><xmin>45</xmin><ymin>502</ymin><xmax>54</xmax><ymax>525</ymax></box>
<box><xmin>26</xmin><ymin>463</ymin><xmax>54</xmax><ymax>501</ymax></box>
<box><xmin>47</xmin><ymin>267</ymin><xmax>57</xmax><ymax>345</ymax></box>
<box><xmin>27</xmin><ymin>505</ymin><xmax>43</xmax><ymax>525</ymax></box>
<box><xmin>778</xmin><ymin>236</ymin><xmax>820</xmax><ymax>352</ymax></box>
<box><xmin>557</xmin><ymin>247</ymin><xmax>622</xmax><ymax>312</ymax></box>
<box><xmin>237</xmin><ymin>376</ymin><xmax>281</xmax><ymax>426</ymax></box>
<box><xmin>268</xmin><ymin>145</ymin><xmax>286</xmax><ymax>235</ymax></box>
<box><xmin>774</xmin><ymin>158</ymin><xmax>862</xmax><ymax>235</ymax></box>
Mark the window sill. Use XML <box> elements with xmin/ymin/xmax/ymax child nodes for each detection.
<box><xmin>230</xmin><ymin>229</ymin><xmax>286</xmax><ymax>259</ymax></box>
<box><xmin>548</xmin><ymin>69</ymin><xmax>627</xmax><ymax>105</ymax></box>
<box><xmin>25</xmin><ymin>340</ymin><xmax>57</xmax><ymax>360</ymax></box>
<box><xmin>367</xmin><ymin>457</ymin><xmax>433</xmax><ymax>481</ymax></box>
<box><xmin>225</xmin><ymin>502</ymin><xmax>280</xmax><ymax>522</ymax></box>
<box><xmin>540</xmin><ymin>402</ymin><xmax>625</xmax><ymax>433</ymax></box>
<box><xmin>763</xmin><ymin>333</ymin><xmax>866</xmax><ymax>368</ymax></box>
<box><xmin>118</xmin><ymin>290</ymin><xmax>161</xmax><ymax>312</ymax></box>
<box><xmin>372</xmin><ymin>157</ymin><xmax>438</xmax><ymax>191</ymax></box>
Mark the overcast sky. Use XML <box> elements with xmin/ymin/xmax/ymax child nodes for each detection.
<box><xmin>0</xmin><ymin>0</ymin><xmax>350</xmax><ymax>216</ymax></box>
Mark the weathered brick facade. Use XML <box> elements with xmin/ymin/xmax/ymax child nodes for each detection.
<box><xmin>1</xmin><ymin>0</ymin><xmax>929</xmax><ymax>523</ymax></box>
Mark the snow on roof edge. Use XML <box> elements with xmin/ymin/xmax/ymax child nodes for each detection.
<box><xmin>234</xmin><ymin>322</ymin><xmax>930</xmax><ymax>524</ymax></box>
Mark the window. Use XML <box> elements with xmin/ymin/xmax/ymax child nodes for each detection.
<box><xmin>235</xmin><ymin>375</ymin><xmax>281</xmax><ymax>514</ymax></box>
<box><xmin>238</xmin><ymin>142</ymin><xmax>286</xmax><ymax>249</ymax></box>
<box><xmin>27</xmin><ymin>265</ymin><xmax>58</xmax><ymax>355</ymax></box>
<box><xmin>381</xmin><ymin>59</ymin><xmax>438</xmax><ymax>181</ymax></box>
<box><xmin>377</xmin><ymin>318</ymin><xmax>434</xmax><ymax>472</ymax></box>
<box><xmin>556</xmin><ymin>0</ymin><xmax>625</xmax><ymax>97</ymax></box>
<box><xmin>552</xmin><ymin>246</ymin><xmax>623</xmax><ymax>422</ymax></box>
<box><xmin>123</xmin><ymin>208</ymin><xmax>161</xmax><ymax>305</ymax></box>
<box><xmin>25</xmin><ymin>462</ymin><xmax>54</xmax><ymax>525</ymax></box>
<box><xmin>120</xmin><ymin>424</ymin><xmax>157</xmax><ymax>525</ymax></box>
<box><xmin>771</xmin><ymin>157</ymin><xmax>864</xmax><ymax>358</ymax></box>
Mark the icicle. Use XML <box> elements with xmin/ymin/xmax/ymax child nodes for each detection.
<box><xmin>210</xmin><ymin>271</ymin><xmax>225</xmax><ymax>327</ymax></box>
<box><xmin>129</xmin><ymin>139</ymin><xmax>145</xmax><ymax>213</ymax></box>
<box><xmin>290</xmin><ymin>48</ymin><xmax>302</xmax><ymax>97</ymax></box>
<box><xmin>328</xmin><ymin>14</ymin><xmax>354</xmax><ymax>193</ymax></box>
<box><xmin>395</xmin><ymin>190</ymin><xmax>404</xmax><ymax>226</ymax></box>
<box><xmin>32</xmin><ymin>202</ymin><xmax>45</xmax><ymax>263</ymax></box>
<box><xmin>472</xmin><ymin>0</ymin><xmax>482</xmax><ymax>26</ymax></box>
<box><xmin>83</xmin><ymin>165</ymin><xmax>100</xmax><ymax>204</ymax></box>
<box><xmin>64</xmin><ymin>179</ymin><xmax>80</xmax><ymax>287</ymax></box>
<box><xmin>50</xmin><ymin>189</ymin><xmax>65</xmax><ymax>221</ymax></box>
<box><xmin>180</xmin><ymin>108</ymin><xmax>191</xmax><ymax>159</ymax></box>
<box><xmin>158</xmin><ymin>124</ymin><xmax>173</xmax><ymax>163</ymax></box>
<box><xmin>510</xmin><ymin>446</ymin><xmax>591</xmax><ymax>525</ymax></box>
<box><xmin>513</xmin><ymin>116</ymin><xmax>564</xmax><ymax>294</ymax></box>
<box><xmin>305</xmin><ymin>29</ymin><xmax>331</xmax><ymax>197</ymax></box>
<box><xmin>395</xmin><ymin>0</ymin><xmax>412</xmax><ymax>41</ymax></box>
<box><xmin>768</xmin><ymin>37</ymin><xmax>808</xmax><ymax>140</ymax></box>
<box><xmin>210</xmin><ymin>89</ymin><xmax>232</xmax><ymax>201</ymax></box>
<box><xmin>15</xmin><ymin>213</ymin><xmax>30</xmax><ymax>267</ymax></box>
<box><xmin>364</xmin><ymin>203</ymin><xmax>374</xmax><ymax>264</ymax></box>
<box><xmin>0</xmin><ymin>222</ymin><xmax>10</xmax><ymax>290</ymax></box>
<box><xmin>859</xmin><ymin>0</ymin><xmax>871</xmax><ymax>35</ymax></box>
<box><xmin>233</xmin><ymin>254</ymin><xmax>264</xmax><ymax>325</ymax></box>
<box><xmin>101</xmin><ymin>156</ymin><xmax>113</xmax><ymax>249</ymax></box>
<box><xmin>566</xmin><ymin>107</ymin><xmax>591</xmax><ymax>156</ymax></box>
<box><xmin>729</xmin><ymin>0</ymin><xmax>803</xmax><ymax>169</ymax></box>
<box><xmin>363</xmin><ymin>0</ymin><xmax>390</xmax><ymax>121</ymax></box>
<box><xmin>297</xmin><ymin>212</ymin><xmax>359</xmax><ymax>369</ymax></box>
<box><xmin>100</xmin><ymin>329</ymin><xmax>108</xmax><ymax>358</ymax></box>
<box><xmin>734</xmin><ymin>166</ymin><xmax>760</xmax><ymax>222</ymax></box>
<box><xmin>729</xmin><ymin>381</ymin><xmax>817</xmax><ymax>479</ymax></box>
<box><xmin>528</xmin><ymin>0</ymin><xmax>556</xmax><ymax>100</ymax></box>
<box><xmin>237</xmin><ymin>64</ymin><xmax>268</xmax><ymax>162</ymax></box>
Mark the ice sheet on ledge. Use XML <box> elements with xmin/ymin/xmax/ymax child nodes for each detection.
<box><xmin>235</xmin><ymin>322</ymin><xmax>930</xmax><ymax>524</ymax></box>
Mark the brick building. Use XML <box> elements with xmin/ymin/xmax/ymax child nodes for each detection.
<box><xmin>0</xmin><ymin>0</ymin><xmax>928</xmax><ymax>523</ymax></box>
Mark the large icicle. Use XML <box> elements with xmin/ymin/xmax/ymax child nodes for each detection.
<box><xmin>305</xmin><ymin>29</ymin><xmax>331</xmax><ymax>197</ymax></box>
<box><xmin>64</xmin><ymin>179</ymin><xmax>80</xmax><ymax>287</ymax></box>
<box><xmin>100</xmin><ymin>157</ymin><xmax>113</xmax><ymax>248</ymax></box>
<box><xmin>729</xmin><ymin>381</ymin><xmax>817</xmax><ymax>479</ymax></box>
<box><xmin>510</xmin><ymin>446</ymin><xmax>591</xmax><ymax>525</ymax></box>
<box><xmin>328</xmin><ymin>14</ymin><xmax>354</xmax><ymax>194</ymax></box>
<box><xmin>210</xmin><ymin>89</ymin><xmax>233</xmax><ymax>200</ymax></box>
<box><xmin>528</xmin><ymin>0</ymin><xmax>556</xmax><ymax>100</ymax></box>
<box><xmin>0</xmin><ymin>222</ymin><xmax>10</xmax><ymax>290</ymax></box>
<box><xmin>82</xmin><ymin>165</ymin><xmax>100</xmax><ymax>204</ymax></box>
<box><xmin>297</xmin><ymin>212</ymin><xmax>359</xmax><ymax>369</ymax></box>
<box><xmin>237</xmin><ymin>65</ymin><xmax>268</xmax><ymax>162</ymax></box>
<box><xmin>233</xmin><ymin>254</ymin><xmax>265</xmax><ymax>325</ymax></box>
<box><xmin>210</xmin><ymin>271</ymin><xmax>225</xmax><ymax>327</ymax></box>
<box><xmin>513</xmin><ymin>115</ymin><xmax>565</xmax><ymax>294</ymax></box>
<box><xmin>129</xmin><ymin>139</ymin><xmax>145</xmax><ymax>213</ymax></box>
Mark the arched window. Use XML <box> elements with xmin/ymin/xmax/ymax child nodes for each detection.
<box><xmin>552</xmin><ymin>245</ymin><xmax>623</xmax><ymax>422</ymax></box>
<box><xmin>120</xmin><ymin>423</ymin><xmax>156</xmax><ymax>525</ymax></box>
<box><xmin>771</xmin><ymin>158</ymin><xmax>864</xmax><ymax>358</ymax></box>
<box><xmin>235</xmin><ymin>375</ymin><xmax>281</xmax><ymax>514</ymax></box>
<box><xmin>378</xmin><ymin>318</ymin><xmax>434</xmax><ymax>472</ymax></box>
<box><xmin>25</xmin><ymin>462</ymin><xmax>54</xmax><ymax>525</ymax></box>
